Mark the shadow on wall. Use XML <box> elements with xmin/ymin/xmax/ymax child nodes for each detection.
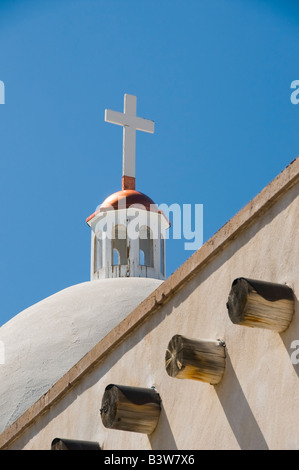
<box><xmin>148</xmin><ymin>404</ymin><xmax>178</xmax><ymax>450</ymax></box>
<box><xmin>214</xmin><ymin>352</ymin><xmax>269</xmax><ymax>450</ymax></box>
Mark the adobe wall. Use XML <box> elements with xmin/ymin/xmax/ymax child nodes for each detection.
<box><xmin>5</xmin><ymin>177</ymin><xmax>299</xmax><ymax>450</ymax></box>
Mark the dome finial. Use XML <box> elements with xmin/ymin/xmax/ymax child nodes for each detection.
<box><xmin>105</xmin><ymin>94</ymin><xmax>155</xmax><ymax>190</ymax></box>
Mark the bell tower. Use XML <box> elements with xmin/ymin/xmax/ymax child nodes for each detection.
<box><xmin>86</xmin><ymin>94</ymin><xmax>170</xmax><ymax>281</ymax></box>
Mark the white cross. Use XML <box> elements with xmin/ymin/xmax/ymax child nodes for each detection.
<box><xmin>105</xmin><ymin>94</ymin><xmax>154</xmax><ymax>185</ymax></box>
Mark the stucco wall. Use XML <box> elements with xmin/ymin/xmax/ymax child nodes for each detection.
<box><xmin>6</xmin><ymin>179</ymin><xmax>299</xmax><ymax>450</ymax></box>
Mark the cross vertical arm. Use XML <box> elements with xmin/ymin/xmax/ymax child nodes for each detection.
<box><xmin>105</xmin><ymin>94</ymin><xmax>154</xmax><ymax>190</ymax></box>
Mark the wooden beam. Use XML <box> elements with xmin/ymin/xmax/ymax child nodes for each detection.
<box><xmin>165</xmin><ymin>335</ymin><xmax>226</xmax><ymax>385</ymax></box>
<box><xmin>226</xmin><ymin>277</ymin><xmax>294</xmax><ymax>332</ymax></box>
<box><xmin>100</xmin><ymin>384</ymin><xmax>161</xmax><ymax>434</ymax></box>
<box><xmin>51</xmin><ymin>438</ymin><xmax>101</xmax><ymax>450</ymax></box>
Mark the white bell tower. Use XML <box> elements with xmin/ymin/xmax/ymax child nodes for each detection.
<box><xmin>86</xmin><ymin>94</ymin><xmax>170</xmax><ymax>281</ymax></box>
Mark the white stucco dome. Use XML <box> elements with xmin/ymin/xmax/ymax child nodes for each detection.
<box><xmin>0</xmin><ymin>277</ymin><xmax>162</xmax><ymax>434</ymax></box>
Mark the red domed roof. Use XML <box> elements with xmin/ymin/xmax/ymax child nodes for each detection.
<box><xmin>101</xmin><ymin>189</ymin><xmax>158</xmax><ymax>211</ymax></box>
<box><xmin>86</xmin><ymin>189</ymin><xmax>166</xmax><ymax>224</ymax></box>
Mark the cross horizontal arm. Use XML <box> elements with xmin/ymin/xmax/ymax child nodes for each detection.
<box><xmin>105</xmin><ymin>109</ymin><xmax>154</xmax><ymax>133</ymax></box>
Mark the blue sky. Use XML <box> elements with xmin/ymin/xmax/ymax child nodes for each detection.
<box><xmin>0</xmin><ymin>0</ymin><xmax>299</xmax><ymax>326</ymax></box>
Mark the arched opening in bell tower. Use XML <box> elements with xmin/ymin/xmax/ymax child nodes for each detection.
<box><xmin>112</xmin><ymin>225</ymin><xmax>127</xmax><ymax>266</ymax></box>
<box><xmin>139</xmin><ymin>226</ymin><xmax>153</xmax><ymax>267</ymax></box>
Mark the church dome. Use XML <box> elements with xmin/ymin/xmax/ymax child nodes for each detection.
<box><xmin>101</xmin><ymin>189</ymin><xmax>159</xmax><ymax>211</ymax></box>
<box><xmin>86</xmin><ymin>189</ymin><xmax>161</xmax><ymax>223</ymax></box>
<box><xmin>0</xmin><ymin>277</ymin><xmax>162</xmax><ymax>433</ymax></box>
